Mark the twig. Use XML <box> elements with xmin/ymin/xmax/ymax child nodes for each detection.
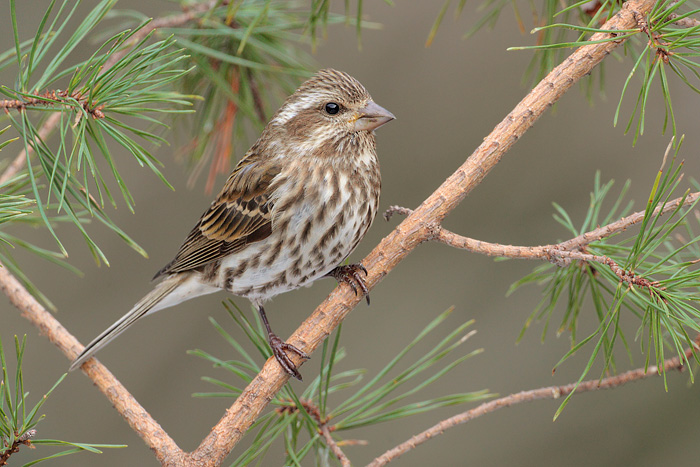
<box><xmin>436</xmin><ymin>231</ymin><xmax>663</xmax><ymax>289</ymax></box>
<box><xmin>386</xmin><ymin>190</ymin><xmax>700</xmax><ymax>255</ymax></box>
<box><xmin>277</xmin><ymin>399</ymin><xmax>352</xmax><ymax>466</ymax></box>
<box><xmin>0</xmin><ymin>0</ymin><xmax>222</xmax><ymax>187</ymax></box>
<box><xmin>558</xmin><ymin>190</ymin><xmax>700</xmax><ymax>251</ymax></box>
<box><xmin>382</xmin><ymin>205</ymin><xmax>412</xmax><ymax>221</ymax></box>
<box><xmin>321</xmin><ymin>424</ymin><xmax>351</xmax><ymax>467</ymax></box>
<box><xmin>104</xmin><ymin>0</ymin><xmax>224</xmax><ymax>69</ymax></box>
<box><xmin>1</xmin><ymin>0</ymin><xmax>658</xmax><ymax>465</ymax></box>
<box><xmin>387</xmin><ymin>189</ymin><xmax>699</xmax><ymax>289</ymax></box>
<box><xmin>367</xmin><ymin>336</ymin><xmax>700</xmax><ymax>467</ymax></box>
<box><xmin>1</xmin><ymin>89</ymin><xmax>106</xmax><ymax>118</ymax></box>
<box><xmin>0</xmin><ymin>429</ymin><xmax>36</xmax><ymax>466</ymax></box>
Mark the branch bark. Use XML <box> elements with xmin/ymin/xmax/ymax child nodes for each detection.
<box><xmin>1</xmin><ymin>0</ymin><xmax>660</xmax><ymax>466</ymax></box>
<box><xmin>0</xmin><ymin>429</ymin><xmax>36</xmax><ymax>466</ymax></box>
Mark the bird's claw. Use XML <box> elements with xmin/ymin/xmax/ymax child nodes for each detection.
<box><xmin>328</xmin><ymin>263</ymin><xmax>370</xmax><ymax>305</ymax></box>
<box><xmin>269</xmin><ymin>334</ymin><xmax>309</xmax><ymax>381</ymax></box>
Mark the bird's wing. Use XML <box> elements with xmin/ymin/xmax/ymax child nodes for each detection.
<box><xmin>154</xmin><ymin>153</ymin><xmax>279</xmax><ymax>279</ymax></box>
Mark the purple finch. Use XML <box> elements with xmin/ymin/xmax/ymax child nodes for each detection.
<box><xmin>70</xmin><ymin>69</ymin><xmax>394</xmax><ymax>380</ymax></box>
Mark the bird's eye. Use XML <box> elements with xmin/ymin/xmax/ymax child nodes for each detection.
<box><xmin>324</xmin><ymin>102</ymin><xmax>340</xmax><ymax>115</ymax></box>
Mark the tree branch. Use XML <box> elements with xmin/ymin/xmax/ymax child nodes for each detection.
<box><xmin>387</xmin><ymin>189</ymin><xmax>700</xmax><ymax>290</ymax></box>
<box><xmin>388</xmin><ymin>188</ymin><xmax>700</xmax><ymax>259</ymax></box>
<box><xmin>1</xmin><ymin>0</ymin><xmax>658</xmax><ymax>465</ymax></box>
<box><xmin>366</xmin><ymin>335</ymin><xmax>700</xmax><ymax>467</ymax></box>
<box><xmin>433</xmin><ymin>226</ymin><xmax>664</xmax><ymax>288</ymax></box>
<box><xmin>321</xmin><ymin>423</ymin><xmax>351</xmax><ymax>467</ymax></box>
<box><xmin>0</xmin><ymin>0</ymin><xmax>222</xmax><ymax>187</ymax></box>
<box><xmin>0</xmin><ymin>262</ymin><xmax>187</xmax><ymax>465</ymax></box>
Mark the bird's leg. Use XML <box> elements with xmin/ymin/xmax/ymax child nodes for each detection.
<box><xmin>326</xmin><ymin>263</ymin><xmax>370</xmax><ymax>305</ymax></box>
<box><xmin>257</xmin><ymin>305</ymin><xmax>309</xmax><ymax>381</ymax></box>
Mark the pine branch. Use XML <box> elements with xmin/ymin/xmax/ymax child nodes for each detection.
<box><xmin>367</xmin><ymin>334</ymin><xmax>700</xmax><ymax>467</ymax></box>
<box><xmin>321</xmin><ymin>423</ymin><xmax>351</xmax><ymax>467</ymax></box>
<box><xmin>1</xmin><ymin>89</ymin><xmax>107</xmax><ymax>117</ymax></box>
<box><xmin>384</xmin><ymin>171</ymin><xmax>700</xmax><ymax>390</ymax></box>
<box><xmin>1</xmin><ymin>0</ymin><xmax>221</xmax><ymax>189</ymax></box>
<box><xmin>385</xmin><ymin>189</ymin><xmax>700</xmax><ymax>288</ymax></box>
<box><xmin>0</xmin><ymin>335</ymin><xmax>126</xmax><ymax>463</ymax></box>
<box><xmin>0</xmin><ymin>429</ymin><xmax>35</xmax><ymax>466</ymax></box>
<box><xmin>0</xmin><ymin>263</ymin><xmax>184</xmax><ymax>464</ymax></box>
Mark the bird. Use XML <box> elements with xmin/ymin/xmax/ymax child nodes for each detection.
<box><xmin>70</xmin><ymin>68</ymin><xmax>394</xmax><ymax>380</ymax></box>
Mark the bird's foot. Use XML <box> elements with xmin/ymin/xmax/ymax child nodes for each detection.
<box><xmin>269</xmin><ymin>333</ymin><xmax>309</xmax><ymax>381</ymax></box>
<box><xmin>327</xmin><ymin>263</ymin><xmax>370</xmax><ymax>305</ymax></box>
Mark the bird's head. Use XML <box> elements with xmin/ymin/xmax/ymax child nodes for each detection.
<box><xmin>272</xmin><ymin>69</ymin><xmax>394</xmax><ymax>144</ymax></box>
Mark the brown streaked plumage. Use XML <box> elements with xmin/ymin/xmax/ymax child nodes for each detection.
<box><xmin>70</xmin><ymin>69</ymin><xmax>393</xmax><ymax>380</ymax></box>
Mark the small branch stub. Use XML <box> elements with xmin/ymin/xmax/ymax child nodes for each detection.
<box><xmin>276</xmin><ymin>399</ymin><xmax>352</xmax><ymax>466</ymax></box>
<box><xmin>0</xmin><ymin>429</ymin><xmax>37</xmax><ymax>466</ymax></box>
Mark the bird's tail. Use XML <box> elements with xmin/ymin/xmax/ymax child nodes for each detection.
<box><xmin>69</xmin><ymin>274</ymin><xmax>191</xmax><ymax>371</ymax></box>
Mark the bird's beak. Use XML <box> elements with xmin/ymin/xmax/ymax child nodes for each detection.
<box><xmin>353</xmin><ymin>101</ymin><xmax>395</xmax><ymax>132</ymax></box>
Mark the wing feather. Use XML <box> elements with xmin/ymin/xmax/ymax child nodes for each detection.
<box><xmin>154</xmin><ymin>153</ymin><xmax>279</xmax><ymax>279</ymax></box>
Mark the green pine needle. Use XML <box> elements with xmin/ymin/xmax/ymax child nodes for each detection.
<box><xmin>0</xmin><ymin>336</ymin><xmax>125</xmax><ymax>463</ymax></box>
<box><xmin>190</xmin><ymin>303</ymin><xmax>488</xmax><ymax>465</ymax></box>
<box><xmin>513</xmin><ymin>141</ymin><xmax>700</xmax><ymax>417</ymax></box>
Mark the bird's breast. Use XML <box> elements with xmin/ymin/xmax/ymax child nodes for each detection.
<box><xmin>218</xmin><ymin>155</ymin><xmax>380</xmax><ymax>302</ymax></box>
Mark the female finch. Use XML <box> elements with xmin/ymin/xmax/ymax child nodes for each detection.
<box><xmin>71</xmin><ymin>69</ymin><xmax>394</xmax><ymax>380</ymax></box>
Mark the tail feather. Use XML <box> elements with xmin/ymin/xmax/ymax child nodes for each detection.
<box><xmin>69</xmin><ymin>274</ymin><xmax>191</xmax><ymax>371</ymax></box>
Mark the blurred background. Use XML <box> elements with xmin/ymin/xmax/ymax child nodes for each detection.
<box><xmin>2</xmin><ymin>1</ymin><xmax>699</xmax><ymax>466</ymax></box>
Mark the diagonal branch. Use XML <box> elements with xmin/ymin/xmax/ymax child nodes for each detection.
<box><xmin>0</xmin><ymin>261</ymin><xmax>187</xmax><ymax>465</ymax></box>
<box><xmin>184</xmin><ymin>0</ymin><xmax>657</xmax><ymax>464</ymax></box>
<box><xmin>1</xmin><ymin>0</ymin><xmax>658</xmax><ymax>466</ymax></box>
<box><xmin>366</xmin><ymin>335</ymin><xmax>700</xmax><ymax>467</ymax></box>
